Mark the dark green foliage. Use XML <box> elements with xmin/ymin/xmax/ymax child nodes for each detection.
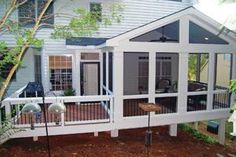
<box><xmin>229</xmin><ymin>80</ymin><xmax>236</xmax><ymax>94</ymax></box>
<box><xmin>179</xmin><ymin>124</ymin><xmax>217</xmax><ymax>144</ymax></box>
<box><xmin>63</xmin><ymin>88</ymin><xmax>75</xmax><ymax>96</ymax></box>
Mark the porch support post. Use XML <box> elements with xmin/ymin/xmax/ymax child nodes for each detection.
<box><xmin>169</xmin><ymin>124</ymin><xmax>177</xmax><ymax>136</ymax></box>
<box><xmin>111</xmin><ymin>49</ymin><xmax>124</xmax><ymax>137</ymax></box>
<box><xmin>94</xmin><ymin>132</ymin><xmax>98</xmax><ymax>137</ymax></box>
<box><xmin>148</xmin><ymin>51</ymin><xmax>156</xmax><ymax>101</ymax></box>
<box><xmin>218</xmin><ymin>118</ymin><xmax>226</xmax><ymax>145</ymax></box>
<box><xmin>111</xmin><ymin>129</ymin><xmax>119</xmax><ymax>137</ymax></box>
<box><xmin>207</xmin><ymin>52</ymin><xmax>215</xmax><ymax>111</ymax></box>
<box><xmin>194</xmin><ymin>121</ymin><xmax>199</xmax><ymax>130</ymax></box>
<box><xmin>61</xmin><ymin>113</ymin><xmax>65</xmax><ymax>126</ymax></box>
<box><xmin>75</xmin><ymin>52</ymin><xmax>81</xmax><ymax>95</ymax></box>
<box><xmin>33</xmin><ymin>136</ymin><xmax>38</xmax><ymax>141</ymax></box>
<box><xmin>178</xmin><ymin>52</ymin><xmax>188</xmax><ymax>114</ymax></box>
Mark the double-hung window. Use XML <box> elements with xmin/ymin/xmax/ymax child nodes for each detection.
<box><xmin>18</xmin><ymin>0</ymin><xmax>54</xmax><ymax>27</ymax></box>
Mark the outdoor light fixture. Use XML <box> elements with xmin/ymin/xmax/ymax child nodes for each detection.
<box><xmin>22</xmin><ymin>102</ymin><xmax>41</xmax><ymax>130</ymax></box>
<box><xmin>48</xmin><ymin>102</ymin><xmax>66</xmax><ymax>125</ymax></box>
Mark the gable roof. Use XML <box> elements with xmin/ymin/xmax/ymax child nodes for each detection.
<box><xmin>105</xmin><ymin>6</ymin><xmax>236</xmax><ymax>47</ymax></box>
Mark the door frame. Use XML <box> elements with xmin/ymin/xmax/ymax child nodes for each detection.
<box><xmin>80</xmin><ymin>62</ymin><xmax>100</xmax><ymax>95</ymax></box>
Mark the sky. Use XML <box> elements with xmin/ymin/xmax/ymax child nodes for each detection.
<box><xmin>195</xmin><ymin>0</ymin><xmax>236</xmax><ymax>30</ymax></box>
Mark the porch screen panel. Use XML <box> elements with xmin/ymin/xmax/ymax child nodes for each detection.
<box><xmin>102</xmin><ymin>53</ymin><xmax>106</xmax><ymax>95</ymax></box>
<box><xmin>124</xmin><ymin>52</ymin><xmax>149</xmax><ymax>95</ymax></box>
<box><xmin>156</xmin><ymin>53</ymin><xmax>179</xmax><ymax>93</ymax></box>
<box><xmin>213</xmin><ymin>53</ymin><xmax>232</xmax><ymax>109</ymax></box>
<box><xmin>109</xmin><ymin>52</ymin><xmax>113</xmax><ymax>92</ymax></box>
<box><xmin>214</xmin><ymin>53</ymin><xmax>232</xmax><ymax>90</ymax></box>
<box><xmin>188</xmin><ymin>53</ymin><xmax>209</xmax><ymax>92</ymax></box>
<box><xmin>49</xmin><ymin>56</ymin><xmax>72</xmax><ymax>91</ymax></box>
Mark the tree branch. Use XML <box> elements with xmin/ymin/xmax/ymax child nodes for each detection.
<box><xmin>0</xmin><ymin>0</ymin><xmax>54</xmax><ymax>100</ymax></box>
<box><xmin>0</xmin><ymin>0</ymin><xmax>17</xmax><ymax>29</ymax></box>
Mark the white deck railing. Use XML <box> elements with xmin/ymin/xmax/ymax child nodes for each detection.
<box><xmin>1</xmin><ymin>93</ymin><xmax>114</xmax><ymax>129</ymax></box>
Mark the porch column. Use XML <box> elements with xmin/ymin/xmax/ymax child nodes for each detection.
<box><xmin>74</xmin><ymin>52</ymin><xmax>81</xmax><ymax>95</ymax></box>
<box><xmin>218</xmin><ymin>118</ymin><xmax>226</xmax><ymax>145</ymax></box>
<box><xmin>178</xmin><ymin>52</ymin><xmax>188</xmax><ymax>114</ymax></box>
<box><xmin>207</xmin><ymin>52</ymin><xmax>215</xmax><ymax>111</ymax></box>
<box><xmin>148</xmin><ymin>51</ymin><xmax>156</xmax><ymax>103</ymax></box>
<box><xmin>111</xmin><ymin>49</ymin><xmax>124</xmax><ymax>137</ymax></box>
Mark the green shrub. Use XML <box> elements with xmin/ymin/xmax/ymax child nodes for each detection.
<box><xmin>179</xmin><ymin>124</ymin><xmax>217</xmax><ymax>144</ymax></box>
<box><xmin>63</xmin><ymin>88</ymin><xmax>75</xmax><ymax>96</ymax></box>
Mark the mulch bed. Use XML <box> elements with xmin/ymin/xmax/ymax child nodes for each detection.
<box><xmin>0</xmin><ymin>126</ymin><xmax>236</xmax><ymax>157</ymax></box>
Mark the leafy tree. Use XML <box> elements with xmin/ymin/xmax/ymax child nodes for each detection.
<box><xmin>0</xmin><ymin>0</ymin><xmax>123</xmax><ymax>100</ymax></box>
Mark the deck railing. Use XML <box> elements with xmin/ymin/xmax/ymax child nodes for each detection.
<box><xmin>1</xmin><ymin>95</ymin><xmax>113</xmax><ymax>128</ymax></box>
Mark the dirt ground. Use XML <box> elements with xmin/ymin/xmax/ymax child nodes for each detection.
<box><xmin>0</xmin><ymin>126</ymin><xmax>236</xmax><ymax>157</ymax></box>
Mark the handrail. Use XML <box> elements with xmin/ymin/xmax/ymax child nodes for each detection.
<box><xmin>2</xmin><ymin>95</ymin><xmax>112</xmax><ymax>105</ymax></box>
<box><xmin>9</xmin><ymin>85</ymin><xmax>27</xmax><ymax>98</ymax></box>
<box><xmin>102</xmin><ymin>85</ymin><xmax>113</xmax><ymax>96</ymax></box>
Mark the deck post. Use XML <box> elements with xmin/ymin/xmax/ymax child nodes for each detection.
<box><xmin>178</xmin><ymin>52</ymin><xmax>188</xmax><ymax>114</ymax></box>
<box><xmin>218</xmin><ymin>118</ymin><xmax>226</xmax><ymax>145</ymax></box>
<box><xmin>61</xmin><ymin>113</ymin><xmax>65</xmax><ymax>126</ymax></box>
<box><xmin>207</xmin><ymin>52</ymin><xmax>215</xmax><ymax>111</ymax></box>
<box><xmin>33</xmin><ymin>136</ymin><xmax>38</xmax><ymax>141</ymax></box>
<box><xmin>169</xmin><ymin>124</ymin><xmax>177</xmax><ymax>136</ymax></box>
<box><xmin>94</xmin><ymin>132</ymin><xmax>98</xmax><ymax>137</ymax></box>
<box><xmin>194</xmin><ymin>122</ymin><xmax>199</xmax><ymax>130</ymax></box>
<box><xmin>111</xmin><ymin>129</ymin><xmax>119</xmax><ymax>137</ymax></box>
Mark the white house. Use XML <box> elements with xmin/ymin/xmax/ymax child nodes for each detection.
<box><xmin>0</xmin><ymin>0</ymin><xmax>236</xmax><ymax>145</ymax></box>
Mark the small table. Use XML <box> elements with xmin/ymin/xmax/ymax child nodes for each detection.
<box><xmin>139</xmin><ymin>103</ymin><xmax>161</xmax><ymax>147</ymax></box>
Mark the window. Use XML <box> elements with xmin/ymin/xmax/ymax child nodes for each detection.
<box><xmin>130</xmin><ymin>21</ymin><xmax>179</xmax><ymax>43</ymax></box>
<box><xmin>18</xmin><ymin>0</ymin><xmax>54</xmax><ymax>27</ymax></box>
<box><xmin>90</xmin><ymin>2</ymin><xmax>102</xmax><ymax>22</ymax></box>
<box><xmin>189</xmin><ymin>21</ymin><xmax>228</xmax><ymax>44</ymax></box>
<box><xmin>34</xmin><ymin>55</ymin><xmax>41</xmax><ymax>83</ymax></box>
<box><xmin>49</xmin><ymin>56</ymin><xmax>72</xmax><ymax>91</ymax></box>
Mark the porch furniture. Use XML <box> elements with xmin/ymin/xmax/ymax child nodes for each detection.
<box><xmin>139</xmin><ymin>103</ymin><xmax>161</xmax><ymax>147</ymax></box>
<box><xmin>156</xmin><ymin>79</ymin><xmax>171</xmax><ymax>93</ymax></box>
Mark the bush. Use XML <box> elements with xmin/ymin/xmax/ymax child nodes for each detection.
<box><xmin>179</xmin><ymin>124</ymin><xmax>217</xmax><ymax>144</ymax></box>
<box><xmin>63</xmin><ymin>88</ymin><xmax>75</xmax><ymax>96</ymax></box>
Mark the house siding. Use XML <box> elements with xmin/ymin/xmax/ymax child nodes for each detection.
<box><xmin>0</xmin><ymin>0</ymin><xmax>194</xmax><ymax>95</ymax></box>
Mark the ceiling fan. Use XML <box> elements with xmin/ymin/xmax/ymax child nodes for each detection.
<box><xmin>150</xmin><ymin>26</ymin><xmax>178</xmax><ymax>42</ymax></box>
